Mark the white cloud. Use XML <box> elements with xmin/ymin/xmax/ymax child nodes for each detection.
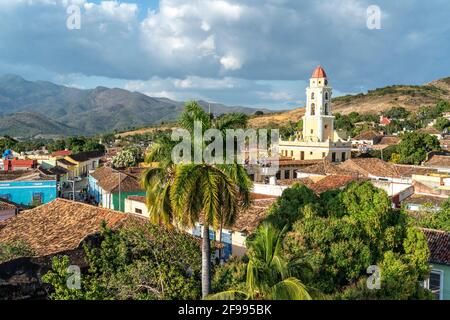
<box><xmin>220</xmin><ymin>54</ymin><xmax>242</xmax><ymax>70</ymax></box>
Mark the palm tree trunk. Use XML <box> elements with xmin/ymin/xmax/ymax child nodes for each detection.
<box><xmin>202</xmin><ymin>222</ymin><xmax>211</xmax><ymax>298</ymax></box>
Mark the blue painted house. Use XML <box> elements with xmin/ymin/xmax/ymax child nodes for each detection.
<box><xmin>0</xmin><ymin>170</ymin><xmax>57</xmax><ymax>206</ymax></box>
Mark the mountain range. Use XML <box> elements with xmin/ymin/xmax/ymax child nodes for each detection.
<box><xmin>0</xmin><ymin>75</ymin><xmax>269</xmax><ymax>138</ymax></box>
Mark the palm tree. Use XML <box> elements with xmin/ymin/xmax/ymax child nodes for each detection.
<box><xmin>142</xmin><ymin>101</ymin><xmax>252</xmax><ymax>298</ymax></box>
<box><xmin>207</xmin><ymin>222</ymin><xmax>312</xmax><ymax>300</ymax></box>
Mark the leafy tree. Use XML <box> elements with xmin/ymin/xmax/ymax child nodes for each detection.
<box><xmin>434</xmin><ymin>117</ymin><xmax>450</xmax><ymax>131</ymax></box>
<box><xmin>42</xmin><ymin>223</ymin><xmax>202</xmax><ymax>300</ymax></box>
<box><xmin>0</xmin><ymin>241</ymin><xmax>34</xmax><ymax>264</ymax></box>
<box><xmin>396</xmin><ymin>132</ymin><xmax>440</xmax><ymax>165</ymax></box>
<box><xmin>262</xmin><ymin>183</ymin><xmax>318</xmax><ymax>229</ymax></box>
<box><xmin>415</xmin><ymin>199</ymin><xmax>450</xmax><ymax>232</ymax></box>
<box><xmin>83</xmin><ymin>139</ymin><xmax>106</xmax><ymax>152</ymax></box>
<box><xmin>112</xmin><ymin>147</ymin><xmax>142</xmax><ymax>168</ymax></box>
<box><xmin>254</xmin><ymin>110</ymin><xmax>264</xmax><ymax>116</ymax></box>
<box><xmin>383</xmin><ymin>107</ymin><xmax>410</xmax><ymax>119</ymax></box>
<box><xmin>208</xmin><ymin>223</ymin><xmax>311</xmax><ymax>300</ymax></box>
<box><xmin>281</xmin><ymin>182</ymin><xmax>431</xmax><ymax>299</ymax></box>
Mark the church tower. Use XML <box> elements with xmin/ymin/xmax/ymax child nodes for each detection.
<box><xmin>302</xmin><ymin>66</ymin><xmax>334</xmax><ymax>142</ymax></box>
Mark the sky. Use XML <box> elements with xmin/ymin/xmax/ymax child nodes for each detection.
<box><xmin>0</xmin><ymin>0</ymin><xmax>449</xmax><ymax>110</ymax></box>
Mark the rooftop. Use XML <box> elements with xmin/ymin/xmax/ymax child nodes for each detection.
<box><xmin>68</xmin><ymin>150</ymin><xmax>105</xmax><ymax>163</ymax></box>
<box><xmin>0</xmin><ymin>198</ymin><xmax>140</xmax><ymax>257</ymax></box>
<box><xmin>403</xmin><ymin>194</ymin><xmax>448</xmax><ymax>207</ymax></box>
<box><xmin>352</xmin><ymin>130</ymin><xmax>382</xmax><ymax>141</ymax></box>
<box><xmin>297</xmin><ymin>159</ymin><xmax>351</xmax><ymax>176</ymax></box>
<box><xmin>337</xmin><ymin>158</ymin><xmax>401</xmax><ymax>178</ymax></box>
<box><xmin>311</xmin><ymin>66</ymin><xmax>327</xmax><ymax>79</ymax></box>
<box><xmin>379</xmin><ymin>136</ymin><xmax>401</xmax><ymax>145</ymax></box>
<box><xmin>424</xmin><ymin>155</ymin><xmax>450</xmax><ymax>169</ymax></box>
<box><xmin>51</xmin><ymin>150</ymin><xmax>72</xmax><ymax>157</ymax></box>
<box><xmin>90</xmin><ymin>166</ymin><xmax>142</xmax><ymax>193</ymax></box>
<box><xmin>421</xmin><ymin>228</ymin><xmax>450</xmax><ymax>266</ymax></box>
<box><xmin>0</xmin><ymin>169</ymin><xmax>55</xmax><ymax>182</ymax></box>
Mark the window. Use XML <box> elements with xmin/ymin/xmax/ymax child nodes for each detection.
<box><xmin>311</xmin><ymin>103</ymin><xmax>316</xmax><ymax>115</ymax></box>
<box><xmin>92</xmin><ymin>161</ymin><xmax>96</xmax><ymax>170</ymax></box>
<box><xmin>135</xmin><ymin>208</ymin><xmax>143</xmax><ymax>215</ymax></box>
<box><xmin>311</xmin><ymin>129</ymin><xmax>314</xmax><ymax>134</ymax></box>
<box><xmin>311</xmin><ymin>92</ymin><xmax>315</xmax><ymax>99</ymax></box>
<box><xmin>276</xmin><ymin>170</ymin><xmax>281</xmax><ymax>180</ymax></box>
<box><xmin>342</xmin><ymin>152</ymin><xmax>346</xmax><ymax>162</ymax></box>
<box><xmin>324</xmin><ymin>103</ymin><xmax>329</xmax><ymax>115</ymax></box>
<box><xmin>424</xmin><ymin>270</ymin><xmax>443</xmax><ymax>300</ymax></box>
<box><xmin>324</xmin><ymin>125</ymin><xmax>328</xmax><ymax>129</ymax></box>
<box><xmin>300</xmin><ymin>151</ymin><xmax>305</xmax><ymax>160</ymax></box>
<box><xmin>325</xmin><ymin>92</ymin><xmax>329</xmax><ymax>100</ymax></box>
<box><xmin>32</xmin><ymin>193</ymin><xmax>43</xmax><ymax>205</ymax></box>
<box><xmin>325</xmin><ymin>80</ymin><xmax>328</xmax><ymax>85</ymax></box>
<box><xmin>290</xmin><ymin>150</ymin><xmax>293</xmax><ymax>157</ymax></box>
<box><xmin>318</xmin><ymin>80</ymin><xmax>322</xmax><ymax>85</ymax></box>
<box><xmin>331</xmin><ymin>152</ymin><xmax>336</xmax><ymax>162</ymax></box>
<box><xmin>284</xmin><ymin>170</ymin><xmax>290</xmax><ymax>179</ymax></box>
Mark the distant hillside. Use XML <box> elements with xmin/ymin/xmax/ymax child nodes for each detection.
<box><xmin>0</xmin><ymin>112</ymin><xmax>81</xmax><ymax>138</ymax></box>
<box><xmin>249</xmin><ymin>78</ymin><xmax>450</xmax><ymax>128</ymax></box>
<box><xmin>0</xmin><ymin>75</ymin><xmax>269</xmax><ymax>137</ymax></box>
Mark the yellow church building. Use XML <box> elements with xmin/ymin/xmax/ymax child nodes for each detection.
<box><xmin>279</xmin><ymin>66</ymin><xmax>351</xmax><ymax>163</ymax></box>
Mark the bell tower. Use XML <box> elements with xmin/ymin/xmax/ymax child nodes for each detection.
<box><xmin>303</xmin><ymin>66</ymin><xmax>334</xmax><ymax>142</ymax></box>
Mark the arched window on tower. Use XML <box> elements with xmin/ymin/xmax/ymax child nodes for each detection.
<box><xmin>311</xmin><ymin>92</ymin><xmax>315</xmax><ymax>100</ymax></box>
<box><xmin>311</xmin><ymin>103</ymin><xmax>316</xmax><ymax>115</ymax></box>
<box><xmin>325</xmin><ymin>92</ymin><xmax>329</xmax><ymax>100</ymax></box>
<box><xmin>324</xmin><ymin>103</ymin><xmax>329</xmax><ymax>115</ymax></box>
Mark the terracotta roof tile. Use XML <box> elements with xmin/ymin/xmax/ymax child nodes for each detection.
<box><xmin>425</xmin><ymin>155</ymin><xmax>450</xmax><ymax>168</ymax></box>
<box><xmin>352</xmin><ymin>130</ymin><xmax>382</xmax><ymax>141</ymax></box>
<box><xmin>337</xmin><ymin>158</ymin><xmax>401</xmax><ymax>178</ymax></box>
<box><xmin>0</xmin><ymin>199</ymin><xmax>137</xmax><ymax>257</ymax></box>
<box><xmin>91</xmin><ymin>166</ymin><xmax>142</xmax><ymax>193</ymax></box>
<box><xmin>311</xmin><ymin>66</ymin><xmax>327</xmax><ymax>79</ymax></box>
<box><xmin>421</xmin><ymin>228</ymin><xmax>450</xmax><ymax>265</ymax></box>
<box><xmin>403</xmin><ymin>194</ymin><xmax>448</xmax><ymax>206</ymax></box>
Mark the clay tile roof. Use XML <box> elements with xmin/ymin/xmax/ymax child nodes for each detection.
<box><xmin>311</xmin><ymin>66</ymin><xmax>327</xmax><ymax>79</ymax></box>
<box><xmin>337</xmin><ymin>158</ymin><xmax>401</xmax><ymax>178</ymax></box>
<box><xmin>127</xmin><ymin>195</ymin><xmax>146</xmax><ymax>203</ymax></box>
<box><xmin>310</xmin><ymin>175</ymin><xmax>359</xmax><ymax>194</ymax></box>
<box><xmin>0</xmin><ymin>199</ymin><xmax>17</xmax><ymax>211</ymax></box>
<box><xmin>394</xmin><ymin>164</ymin><xmax>438</xmax><ymax>177</ymax></box>
<box><xmin>68</xmin><ymin>151</ymin><xmax>105</xmax><ymax>162</ymax></box>
<box><xmin>352</xmin><ymin>130</ymin><xmax>381</xmax><ymax>141</ymax></box>
<box><xmin>91</xmin><ymin>166</ymin><xmax>142</xmax><ymax>193</ymax></box>
<box><xmin>403</xmin><ymin>194</ymin><xmax>447</xmax><ymax>207</ymax></box>
<box><xmin>425</xmin><ymin>155</ymin><xmax>450</xmax><ymax>168</ymax></box>
<box><xmin>233</xmin><ymin>199</ymin><xmax>276</xmax><ymax>234</ymax></box>
<box><xmin>0</xmin><ymin>198</ymin><xmax>134</xmax><ymax>257</ymax></box>
<box><xmin>51</xmin><ymin>150</ymin><xmax>72</xmax><ymax>157</ymax></box>
<box><xmin>418</xmin><ymin>127</ymin><xmax>442</xmax><ymax>135</ymax></box>
<box><xmin>278</xmin><ymin>177</ymin><xmax>316</xmax><ymax>187</ymax></box>
<box><xmin>421</xmin><ymin>228</ymin><xmax>450</xmax><ymax>266</ymax></box>
<box><xmin>298</xmin><ymin>159</ymin><xmax>352</xmax><ymax>176</ymax></box>
<box><xmin>379</xmin><ymin>136</ymin><xmax>401</xmax><ymax>145</ymax></box>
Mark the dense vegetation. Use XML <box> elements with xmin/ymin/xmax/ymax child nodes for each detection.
<box><xmin>0</xmin><ymin>241</ymin><xmax>34</xmax><ymax>264</ymax></box>
<box><xmin>213</xmin><ymin>182</ymin><xmax>434</xmax><ymax>300</ymax></box>
<box><xmin>414</xmin><ymin>199</ymin><xmax>450</xmax><ymax>232</ymax></box>
<box><xmin>42</xmin><ymin>223</ymin><xmax>202</xmax><ymax>300</ymax></box>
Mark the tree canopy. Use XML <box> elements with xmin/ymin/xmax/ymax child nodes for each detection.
<box><xmin>396</xmin><ymin>132</ymin><xmax>440</xmax><ymax>165</ymax></box>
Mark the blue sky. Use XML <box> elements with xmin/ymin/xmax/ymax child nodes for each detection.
<box><xmin>0</xmin><ymin>0</ymin><xmax>449</xmax><ymax>110</ymax></box>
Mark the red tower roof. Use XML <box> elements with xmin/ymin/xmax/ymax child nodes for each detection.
<box><xmin>311</xmin><ymin>66</ymin><xmax>327</xmax><ymax>79</ymax></box>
